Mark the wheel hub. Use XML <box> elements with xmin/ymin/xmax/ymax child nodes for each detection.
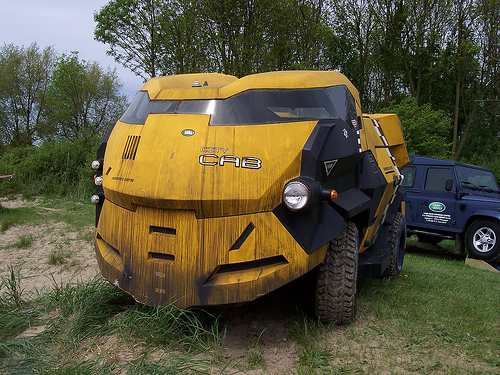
<box><xmin>473</xmin><ymin>227</ymin><xmax>496</xmax><ymax>253</ymax></box>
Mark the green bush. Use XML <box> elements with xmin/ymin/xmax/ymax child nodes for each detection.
<box><xmin>0</xmin><ymin>138</ymin><xmax>99</xmax><ymax>198</ymax></box>
<box><xmin>380</xmin><ymin>97</ymin><xmax>453</xmax><ymax>159</ymax></box>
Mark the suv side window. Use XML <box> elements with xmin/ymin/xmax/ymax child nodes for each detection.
<box><xmin>401</xmin><ymin>166</ymin><xmax>416</xmax><ymax>188</ymax></box>
<box><xmin>424</xmin><ymin>168</ymin><xmax>454</xmax><ymax>191</ymax></box>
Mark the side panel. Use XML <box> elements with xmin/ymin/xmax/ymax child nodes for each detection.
<box><xmin>415</xmin><ymin>166</ymin><xmax>458</xmax><ymax>230</ymax></box>
<box><xmin>358</xmin><ymin>116</ymin><xmax>405</xmax><ymax>253</ymax></box>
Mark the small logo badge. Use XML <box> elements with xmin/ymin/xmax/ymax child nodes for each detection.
<box><xmin>181</xmin><ymin>129</ymin><xmax>195</xmax><ymax>137</ymax></box>
<box><xmin>343</xmin><ymin>128</ymin><xmax>349</xmax><ymax>138</ymax></box>
<box><xmin>324</xmin><ymin>159</ymin><xmax>338</xmax><ymax>176</ymax></box>
<box><xmin>429</xmin><ymin>202</ymin><xmax>446</xmax><ymax>212</ymax></box>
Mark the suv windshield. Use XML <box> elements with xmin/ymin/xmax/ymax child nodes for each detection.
<box><xmin>120</xmin><ymin>86</ymin><xmax>358</xmax><ymax>127</ymax></box>
<box><xmin>456</xmin><ymin>165</ymin><xmax>499</xmax><ymax>192</ymax></box>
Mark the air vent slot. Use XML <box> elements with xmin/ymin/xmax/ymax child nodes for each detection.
<box><xmin>122</xmin><ymin>135</ymin><xmax>141</xmax><ymax>160</ymax></box>
<box><xmin>230</xmin><ymin>223</ymin><xmax>255</xmax><ymax>250</ymax></box>
<box><xmin>216</xmin><ymin>255</ymin><xmax>288</xmax><ymax>274</ymax></box>
<box><xmin>149</xmin><ymin>252</ymin><xmax>175</xmax><ymax>262</ymax></box>
<box><xmin>150</xmin><ymin>226</ymin><xmax>176</xmax><ymax>235</ymax></box>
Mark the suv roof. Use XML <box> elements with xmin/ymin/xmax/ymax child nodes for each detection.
<box><xmin>408</xmin><ymin>154</ymin><xmax>492</xmax><ymax>172</ymax></box>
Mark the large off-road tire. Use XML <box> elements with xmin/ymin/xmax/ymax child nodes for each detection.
<box><xmin>465</xmin><ymin>219</ymin><xmax>500</xmax><ymax>263</ymax></box>
<box><xmin>315</xmin><ymin>221</ymin><xmax>359</xmax><ymax>325</ymax></box>
<box><xmin>382</xmin><ymin>212</ymin><xmax>406</xmax><ymax>279</ymax></box>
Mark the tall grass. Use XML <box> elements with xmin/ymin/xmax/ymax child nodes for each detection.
<box><xmin>0</xmin><ymin>272</ymin><xmax>223</xmax><ymax>374</ymax></box>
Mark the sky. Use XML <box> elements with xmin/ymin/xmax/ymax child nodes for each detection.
<box><xmin>0</xmin><ymin>0</ymin><xmax>144</xmax><ymax>99</ymax></box>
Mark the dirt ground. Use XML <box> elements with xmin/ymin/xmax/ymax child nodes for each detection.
<box><xmin>0</xmin><ymin>198</ymin><xmax>99</xmax><ymax>297</ymax></box>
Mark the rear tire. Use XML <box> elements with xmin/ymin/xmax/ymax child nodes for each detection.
<box><xmin>315</xmin><ymin>221</ymin><xmax>359</xmax><ymax>325</ymax></box>
<box><xmin>383</xmin><ymin>212</ymin><xmax>406</xmax><ymax>279</ymax></box>
<box><xmin>465</xmin><ymin>219</ymin><xmax>500</xmax><ymax>262</ymax></box>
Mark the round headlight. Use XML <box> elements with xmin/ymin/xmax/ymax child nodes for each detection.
<box><xmin>91</xmin><ymin>194</ymin><xmax>101</xmax><ymax>204</ymax></box>
<box><xmin>283</xmin><ymin>180</ymin><xmax>311</xmax><ymax>211</ymax></box>
<box><xmin>94</xmin><ymin>176</ymin><xmax>103</xmax><ymax>186</ymax></box>
<box><xmin>91</xmin><ymin>160</ymin><xmax>101</xmax><ymax>170</ymax></box>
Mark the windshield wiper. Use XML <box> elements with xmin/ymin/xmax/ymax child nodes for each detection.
<box><xmin>461</xmin><ymin>181</ymin><xmax>478</xmax><ymax>190</ymax></box>
<box><xmin>477</xmin><ymin>185</ymin><xmax>495</xmax><ymax>192</ymax></box>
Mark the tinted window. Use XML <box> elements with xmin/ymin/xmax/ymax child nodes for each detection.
<box><xmin>177</xmin><ymin>100</ymin><xmax>217</xmax><ymax>115</ymax></box>
<box><xmin>401</xmin><ymin>166</ymin><xmax>416</xmax><ymax>188</ymax></box>
<box><xmin>210</xmin><ymin>89</ymin><xmax>339</xmax><ymax>125</ymax></box>
<box><xmin>327</xmin><ymin>86</ymin><xmax>358</xmax><ymax>129</ymax></box>
<box><xmin>120</xmin><ymin>91</ymin><xmax>177</xmax><ymax>124</ymax></box>
<box><xmin>425</xmin><ymin>168</ymin><xmax>454</xmax><ymax>191</ymax></box>
<box><xmin>455</xmin><ymin>165</ymin><xmax>499</xmax><ymax>192</ymax></box>
<box><xmin>119</xmin><ymin>86</ymin><xmax>359</xmax><ymax>126</ymax></box>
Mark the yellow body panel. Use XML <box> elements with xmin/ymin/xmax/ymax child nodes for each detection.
<box><xmin>365</xmin><ymin>113</ymin><xmax>410</xmax><ymax>169</ymax></box>
<box><xmin>141</xmin><ymin>70</ymin><xmax>361</xmax><ymax>103</ymax></box>
<box><xmin>103</xmin><ymin>116</ymin><xmax>316</xmax><ymax>217</ymax></box>
<box><xmin>358</xmin><ymin>114</ymin><xmax>408</xmax><ymax>252</ymax></box>
<box><xmin>95</xmin><ymin>201</ymin><xmax>327</xmax><ymax>307</ymax></box>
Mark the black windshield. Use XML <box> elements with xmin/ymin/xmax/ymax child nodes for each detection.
<box><xmin>120</xmin><ymin>86</ymin><xmax>358</xmax><ymax>127</ymax></box>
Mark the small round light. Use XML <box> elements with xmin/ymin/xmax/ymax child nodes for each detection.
<box><xmin>94</xmin><ymin>176</ymin><xmax>103</xmax><ymax>186</ymax></box>
<box><xmin>91</xmin><ymin>160</ymin><xmax>101</xmax><ymax>170</ymax></box>
<box><xmin>283</xmin><ymin>181</ymin><xmax>311</xmax><ymax>211</ymax></box>
<box><xmin>91</xmin><ymin>194</ymin><xmax>101</xmax><ymax>204</ymax></box>
<box><xmin>192</xmin><ymin>80</ymin><xmax>202</xmax><ymax>87</ymax></box>
<box><xmin>330</xmin><ymin>190</ymin><xmax>338</xmax><ymax>200</ymax></box>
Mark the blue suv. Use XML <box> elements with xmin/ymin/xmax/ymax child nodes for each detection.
<box><xmin>402</xmin><ymin>155</ymin><xmax>500</xmax><ymax>263</ymax></box>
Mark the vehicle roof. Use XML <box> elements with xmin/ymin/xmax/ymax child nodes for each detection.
<box><xmin>408</xmin><ymin>154</ymin><xmax>492</xmax><ymax>171</ymax></box>
<box><xmin>140</xmin><ymin>70</ymin><xmax>361</xmax><ymax>103</ymax></box>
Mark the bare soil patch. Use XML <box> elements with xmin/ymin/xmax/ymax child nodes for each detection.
<box><xmin>0</xmin><ymin>221</ymin><xmax>98</xmax><ymax>297</ymax></box>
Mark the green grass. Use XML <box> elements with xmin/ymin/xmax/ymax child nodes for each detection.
<box><xmin>0</xmin><ymin>203</ymin><xmax>42</xmax><ymax>232</ymax></box>
<box><xmin>13</xmin><ymin>234</ymin><xmax>35</xmax><ymax>249</ymax></box>
<box><xmin>47</xmin><ymin>247</ymin><xmax>71</xmax><ymax>265</ymax></box>
<box><xmin>1</xmin><ymin>197</ymin><xmax>499</xmax><ymax>374</ymax></box>
<box><xmin>0</xmin><ymin>197</ymin><xmax>94</xmax><ymax>233</ymax></box>
<box><xmin>1</xmin><ymin>251</ymin><xmax>498</xmax><ymax>374</ymax></box>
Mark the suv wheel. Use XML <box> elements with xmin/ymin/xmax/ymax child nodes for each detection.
<box><xmin>316</xmin><ymin>221</ymin><xmax>359</xmax><ymax>324</ymax></box>
<box><xmin>465</xmin><ymin>219</ymin><xmax>500</xmax><ymax>262</ymax></box>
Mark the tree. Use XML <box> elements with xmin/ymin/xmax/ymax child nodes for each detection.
<box><xmin>453</xmin><ymin>0</ymin><xmax>500</xmax><ymax>160</ymax></box>
<box><xmin>45</xmin><ymin>53</ymin><xmax>127</xmax><ymax>141</ymax></box>
<box><xmin>94</xmin><ymin>0</ymin><xmax>171</xmax><ymax>79</ymax></box>
<box><xmin>381</xmin><ymin>97</ymin><xmax>453</xmax><ymax>158</ymax></box>
<box><xmin>326</xmin><ymin>0</ymin><xmax>378</xmax><ymax>106</ymax></box>
<box><xmin>94</xmin><ymin>0</ymin><xmax>331</xmax><ymax>78</ymax></box>
<box><xmin>0</xmin><ymin>43</ymin><xmax>56</xmax><ymax>147</ymax></box>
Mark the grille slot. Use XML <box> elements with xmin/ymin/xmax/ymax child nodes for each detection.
<box><xmin>150</xmin><ymin>226</ymin><xmax>176</xmax><ymax>235</ymax></box>
<box><xmin>149</xmin><ymin>252</ymin><xmax>175</xmax><ymax>262</ymax></box>
<box><xmin>230</xmin><ymin>223</ymin><xmax>255</xmax><ymax>250</ymax></box>
<box><xmin>122</xmin><ymin>135</ymin><xmax>141</xmax><ymax>160</ymax></box>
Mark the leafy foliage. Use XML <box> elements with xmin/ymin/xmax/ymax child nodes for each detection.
<box><xmin>94</xmin><ymin>0</ymin><xmax>329</xmax><ymax>78</ymax></box>
<box><xmin>0</xmin><ymin>137</ymin><xmax>99</xmax><ymax>197</ymax></box>
<box><xmin>45</xmin><ymin>53</ymin><xmax>127</xmax><ymax>141</ymax></box>
<box><xmin>0</xmin><ymin>45</ymin><xmax>126</xmax><ymax>149</ymax></box>
<box><xmin>0</xmin><ymin>43</ymin><xmax>56</xmax><ymax>148</ymax></box>
<box><xmin>381</xmin><ymin>97</ymin><xmax>453</xmax><ymax>159</ymax></box>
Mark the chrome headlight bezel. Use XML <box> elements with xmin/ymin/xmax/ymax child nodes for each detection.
<box><xmin>282</xmin><ymin>180</ymin><xmax>312</xmax><ymax>211</ymax></box>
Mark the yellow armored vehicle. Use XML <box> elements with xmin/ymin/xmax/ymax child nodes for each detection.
<box><xmin>91</xmin><ymin>71</ymin><xmax>409</xmax><ymax>324</ymax></box>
